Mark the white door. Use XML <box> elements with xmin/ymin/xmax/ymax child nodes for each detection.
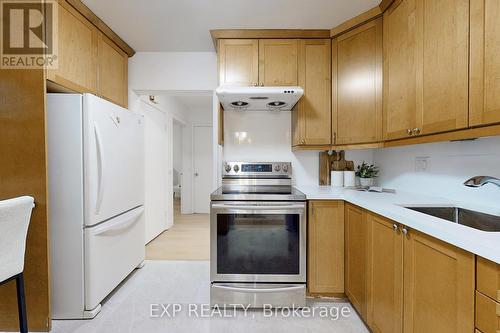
<box><xmin>193</xmin><ymin>126</ymin><xmax>213</xmax><ymax>214</ymax></box>
<box><xmin>83</xmin><ymin>94</ymin><xmax>144</xmax><ymax>227</ymax></box>
<box><xmin>142</xmin><ymin>102</ymin><xmax>172</xmax><ymax>244</ymax></box>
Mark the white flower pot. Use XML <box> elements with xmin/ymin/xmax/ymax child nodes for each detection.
<box><xmin>359</xmin><ymin>178</ymin><xmax>375</xmax><ymax>187</ymax></box>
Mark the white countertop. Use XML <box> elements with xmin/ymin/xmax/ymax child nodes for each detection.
<box><xmin>296</xmin><ymin>185</ymin><xmax>500</xmax><ymax>264</ymax></box>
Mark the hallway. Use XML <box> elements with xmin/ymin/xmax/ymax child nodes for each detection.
<box><xmin>145</xmin><ymin>199</ymin><xmax>210</xmax><ymax>260</ymax></box>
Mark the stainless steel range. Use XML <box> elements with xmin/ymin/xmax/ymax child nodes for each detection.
<box><xmin>210</xmin><ymin>162</ymin><xmax>306</xmax><ymax>308</ymax></box>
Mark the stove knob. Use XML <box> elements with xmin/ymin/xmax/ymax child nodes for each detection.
<box><xmin>233</xmin><ymin>165</ymin><xmax>240</xmax><ymax>173</ymax></box>
<box><xmin>282</xmin><ymin>164</ymin><xmax>289</xmax><ymax>173</ymax></box>
<box><xmin>274</xmin><ymin>164</ymin><xmax>281</xmax><ymax>172</ymax></box>
<box><xmin>225</xmin><ymin>164</ymin><xmax>232</xmax><ymax>173</ymax></box>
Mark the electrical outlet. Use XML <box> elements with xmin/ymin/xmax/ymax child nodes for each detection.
<box><xmin>415</xmin><ymin>156</ymin><xmax>430</xmax><ymax>172</ymax></box>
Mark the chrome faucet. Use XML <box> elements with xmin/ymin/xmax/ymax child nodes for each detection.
<box><xmin>464</xmin><ymin>176</ymin><xmax>500</xmax><ymax>188</ymax></box>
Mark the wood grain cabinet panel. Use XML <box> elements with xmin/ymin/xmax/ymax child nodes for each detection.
<box><xmin>470</xmin><ymin>0</ymin><xmax>500</xmax><ymax>126</ymax></box>
<box><xmin>294</xmin><ymin>39</ymin><xmax>332</xmax><ymax>147</ymax></box>
<box><xmin>97</xmin><ymin>34</ymin><xmax>128</xmax><ymax>107</ymax></box>
<box><xmin>47</xmin><ymin>1</ymin><xmax>97</xmax><ymax>93</ymax></box>
<box><xmin>308</xmin><ymin>200</ymin><xmax>344</xmax><ymax>294</ymax></box>
<box><xmin>417</xmin><ymin>0</ymin><xmax>469</xmax><ymax>135</ymax></box>
<box><xmin>333</xmin><ymin>18</ymin><xmax>383</xmax><ymax>145</ymax></box>
<box><xmin>477</xmin><ymin>257</ymin><xmax>500</xmax><ymax>303</ymax></box>
<box><xmin>403</xmin><ymin>229</ymin><xmax>475</xmax><ymax>333</ymax></box>
<box><xmin>383</xmin><ymin>0</ymin><xmax>417</xmax><ymax>140</ymax></box>
<box><xmin>218</xmin><ymin>39</ymin><xmax>259</xmax><ymax>87</ymax></box>
<box><xmin>367</xmin><ymin>214</ymin><xmax>403</xmax><ymax>333</ymax></box>
<box><xmin>475</xmin><ymin>291</ymin><xmax>500</xmax><ymax>333</ymax></box>
<box><xmin>344</xmin><ymin>204</ymin><xmax>368</xmax><ymax>319</ymax></box>
<box><xmin>258</xmin><ymin>39</ymin><xmax>297</xmax><ymax>86</ymax></box>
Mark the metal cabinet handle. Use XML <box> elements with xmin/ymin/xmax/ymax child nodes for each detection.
<box><xmin>393</xmin><ymin>224</ymin><xmax>399</xmax><ymax>232</ymax></box>
<box><xmin>412</xmin><ymin>128</ymin><xmax>421</xmax><ymax>135</ymax></box>
<box><xmin>300</xmin><ymin>139</ymin><xmax>305</xmax><ymax>144</ymax></box>
<box><xmin>402</xmin><ymin>228</ymin><xmax>408</xmax><ymax>236</ymax></box>
<box><xmin>253</xmin><ymin>82</ymin><xmax>258</xmax><ymax>87</ymax></box>
<box><xmin>407</xmin><ymin>129</ymin><xmax>413</xmax><ymax>136</ymax></box>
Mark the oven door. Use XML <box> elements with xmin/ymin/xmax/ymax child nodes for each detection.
<box><xmin>210</xmin><ymin>201</ymin><xmax>306</xmax><ymax>283</ymax></box>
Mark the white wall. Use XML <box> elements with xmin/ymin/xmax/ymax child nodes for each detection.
<box><xmin>129</xmin><ymin>52</ymin><xmax>218</xmax><ymax>91</ymax></box>
<box><xmin>173</xmin><ymin>122</ymin><xmax>183</xmax><ymax>173</ymax></box>
<box><xmin>223</xmin><ymin>111</ymin><xmax>373</xmax><ymax>185</ymax></box>
<box><xmin>373</xmin><ymin>136</ymin><xmax>500</xmax><ymax>209</ymax></box>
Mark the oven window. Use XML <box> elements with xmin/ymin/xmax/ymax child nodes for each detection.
<box><xmin>217</xmin><ymin>213</ymin><xmax>300</xmax><ymax>275</ymax></box>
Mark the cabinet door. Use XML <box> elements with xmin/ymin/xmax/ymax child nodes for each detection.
<box><xmin>308</xmin><ymin>200</ymin><xmax>344</xmax><ymax>294</ymax></box>
<box><xmin>47</xmin><ymin>1</ymin><xmax>97</xmax><ymax>93</ymax></box>
<box><xmin>296</xmin><ymin>39</ymin><xmax>332</xmax><ymax>146</ymax></box>
<box><xmin>98</xmin><ymin>34</ymin><xmax>128</xmax><ymax>107</ymax></box>
<box><xmin>403</xmin><ymin>229</ymin><xmax>474</xmax><ymax>333</ymax></box>
<box><xmin>333</xmin><ymin>18</ymin><xmax>383</xmax><ymax>145</ymax></box>
<box><xmin>345</xmin><ymin>204</ymin><xmax>368</xmax><ymax>319</ymax></box>
<box><xmin>417</xmin><ymin>0</ymin><xmax>469</xmax><ymax>135</ymax></box>
<box><xmin>218</xmin><ymin>39</ymin><xmax>259</xmax><ymax>87</ymax></box>
<box><xmin>470</xmin><ymin>0</ymin><xmax>500</xmax><ymax>126</ymax></box>
<box><xmin>367</xmin><ymin>214</ymin><xmax>403</xmax><ymax>333</ymax></box>
<box><xmin>258</xmin><ymin>39</ymin><xmax>297</xmax><ymax>86</ymax></box>
<box><xmin>383</xmin><ymin>0</ymin><xmax>417</xmax><ymax>140</ymax></box>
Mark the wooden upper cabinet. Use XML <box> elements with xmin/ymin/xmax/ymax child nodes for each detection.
<box><xmin>384</xmin><ymin>0</ymin><xmax>469</xmax><ymax>140</ymax></box>
<box><xmin>47</xmin><ymin>1</ymin><xmax>97</xmax><ymax>93</ymax></box>
<box><xmin>308</xmin><ymin>200</ymin><xmax>344</xmax><ymax>294</ymax></box>
<box><xmin>417</xmin><ymin>0</ymin><xmax>469</xmax><ymax>135</ymax></box>
<box><xmin>218</xmin><ymin>39</ymin><xmax>259</xmax><ymax>86</ymax></box>
<box><xmin>345</xmin><ymin>204</ymin><xmax>368</xmax><ymax>319</ymax></box>
<box><xmin>333</xmin><ymin>18</ymin><xmax>383</xmax><ymax>145</ymax></box>
<box><xmin>470</xmin><ymin>0</ymin><xmax>500</xmax><ymax>126</ymax></box>
<box><xmin>383</xmin><ymin>0</ymin><xmax>417</xmax><ymax>140</ymax></box>
<box><xmin>97</xmin><ymin>34</ymin><xmax>128</xmax><ymax>107</ymax></box>
<box><xmin>258</xmin><ymin>39</ymin><xmax>298</xmax><ymax>86</ymax></box>
<box><xmin>403</xmin><ymin>229</ymin><xmax>475</xmax><ymax>333</ymax></box>
<box><xmin>294</xmin><ymin>39</ymin><xmax>332</xmax><ymax>146</ymax></box>
<box><xmin>367</xmin><ymin>213</ymin><xmax>403</xmax><ymax>333</ymax></box>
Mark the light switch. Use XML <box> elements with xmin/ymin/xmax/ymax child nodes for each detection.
<box><xmin>415</xmin><ymin>156</ymin><xmax>430</xmax><ymax>172</ymax></box>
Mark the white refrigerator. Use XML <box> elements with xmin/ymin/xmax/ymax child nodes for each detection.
<box><xmin>47</xmin><ymin>93</ymin><xmax>145</xmax><ymax>319</ymax></box>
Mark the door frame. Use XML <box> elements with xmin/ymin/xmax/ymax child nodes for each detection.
<box><xmin>191</xmin><ymin>124</ymin><xmax>213</xmax><ymax>214</ymax></box>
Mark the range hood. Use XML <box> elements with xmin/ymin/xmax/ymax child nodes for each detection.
<box><xmin>216</xmin><ymin>86</ymin><xmax>304</xmax><ymax>111</ymax></box>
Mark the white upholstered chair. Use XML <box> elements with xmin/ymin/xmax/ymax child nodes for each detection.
<box><xmin>0</xmin><ymin>196</ymin><xmax>35</xmax><ymax>333</ymax></box>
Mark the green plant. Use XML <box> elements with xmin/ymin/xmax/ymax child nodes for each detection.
<box><xmin>355</xmin><ymin>162</ymin><xmax>379</xmax><ymax>179</ymax></box>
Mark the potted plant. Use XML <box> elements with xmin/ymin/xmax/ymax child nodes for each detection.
<box><xmin>355</xmin><ymin>162</ymin><xmax>379</xmax><ymax>187</ymax></box>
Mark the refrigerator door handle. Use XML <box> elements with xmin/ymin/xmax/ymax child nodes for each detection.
<box><xmin>91</xmin><ymin>206</ymin><xmax>144</xmax><ymax>236</ymax></box>
<box><xmin>94</xmin><ymin>122</ymin><xmax>105</xmax><ymax>215</ymax></box>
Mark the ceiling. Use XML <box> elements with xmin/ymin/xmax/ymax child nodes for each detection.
<box><xmin>81</xmin><ymin>0</ymin><xmax>380</xmax><ymax>52</ymax></box>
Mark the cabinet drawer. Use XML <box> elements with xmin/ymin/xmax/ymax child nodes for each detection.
<box><xmin>477</xmin><ymin>257</ymin><xmax>500</xmax><ymax>302</ymax></box>
<box><xmin>475</xmin><ymin>291</ymin><xmax>500</xmax><ymax>333</ymax></box>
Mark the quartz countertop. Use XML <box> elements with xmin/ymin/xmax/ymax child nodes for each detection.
<box><xmin>295</xmin><ymin>185</ymin><xmax>500</xmax><ymax>264</ymax></box>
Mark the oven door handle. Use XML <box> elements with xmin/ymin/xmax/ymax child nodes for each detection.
<box><xmin>211</xmin><ymin>203</ymin><xmax>304</xmax><ymax>210</ymax></box>
<box><xmin>212</xmin><ymin>284</ymin><xmax>305</xmax><ymax>293</ymax></box>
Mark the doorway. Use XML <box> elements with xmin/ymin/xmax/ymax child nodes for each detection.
<box><xmin>193</xmin><ymin>125</ymin><xmax>213</xmax><ymax>214</ymax></box>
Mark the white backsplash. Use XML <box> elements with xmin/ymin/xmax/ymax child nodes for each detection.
<box><xmin>373</xmin><ymin>136</ymin><xmax>500</xmax><ymax>209</ymax></box>
<box><xmin>223</xmin><ymin>111</ymin><xmax>373</xmax><ymax>186</ymax></box>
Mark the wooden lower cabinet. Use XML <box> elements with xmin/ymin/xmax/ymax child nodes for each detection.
<box><xmin>475</xmin><ymin>291</ymin><xmax>500</xmax><ymax>333</ymax></box>
<box><xmin>342</xmin><ymin>207</ymin><xmax>476</xmax><ymax>333</ymax></box>
<box><xmin>307</xmin><ymin>200</ymin><xmax>344</xmax><ymax>294</ymax></box>
<box><xmin>476</xmin><ymin>256</ymin><xmax>500</xmax><ymax>302</ymax></box>
<box><xmin>403</xmin><ymin>229</ymin><xmax>475</xmax><ymax>333</ymax></box>
<box><xmin>367</xmin><ymin>214</ymin><xmax>403</xmax><ymax>333</ymax></box>
<box><xmin>344</xmin><ymin>204</ymin><xmax>368</xmax><ymax>318</ymax></box>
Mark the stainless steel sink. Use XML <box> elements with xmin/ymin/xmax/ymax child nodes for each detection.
<box><xmin>404</xmin><ymin>206</ymin><xmax>500</xmax><ymax>232</ymax></box>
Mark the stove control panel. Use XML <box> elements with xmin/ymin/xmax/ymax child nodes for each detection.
<box><xmin>223</xmin><ymin>162</ymin><xmax>292</xmax><ymax>177</ymax></box>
